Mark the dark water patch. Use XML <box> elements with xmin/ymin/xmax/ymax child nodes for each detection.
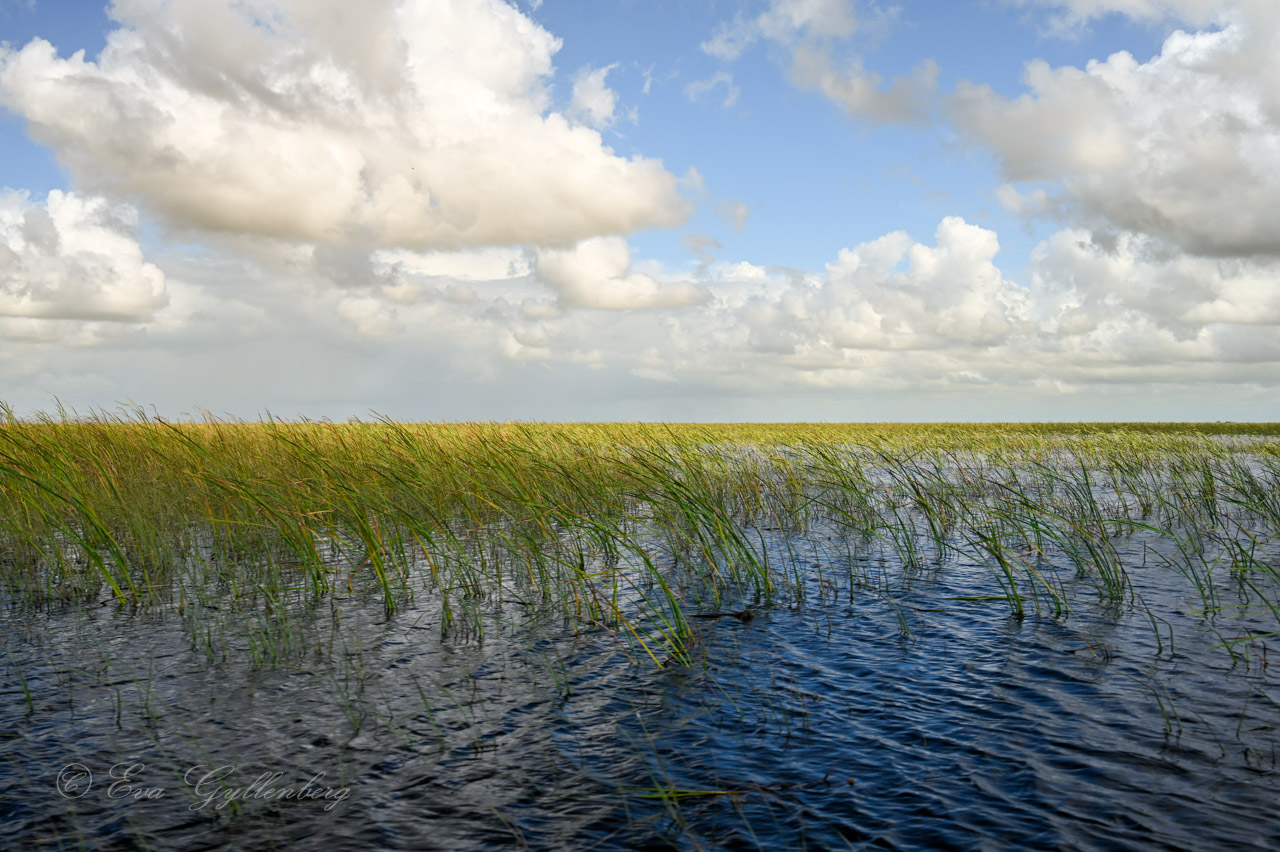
<box><xmin>3</xmin><ymin>525</ymin><xmax>1280</xmax><ymax>850</ymax></box>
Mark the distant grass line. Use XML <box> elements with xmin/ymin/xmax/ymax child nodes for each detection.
<box><xmin>2</xmin><ymin>403</ymin><xmax>1278</xmax><ymax>665</ymax></box>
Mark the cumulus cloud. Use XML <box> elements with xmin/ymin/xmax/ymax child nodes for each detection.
<box><xmin>734</xmin><ymin>218</ymin><xmax>1032</xmax><ymax>359</ymax></box>
<box><xmin>5</xmin><ymin>211</ymin><xmax>1278</xmax><ymax>417</ymax></box>
<box><xmin>268</xmin><ymin>215</ymin><xmax>1280</xmax><ymax>385</ymax></box>
<box><xmin>335</xmin><ymin>293</ymin><xmax>401</xmax><ymax>337</ymax></box>
<box><xmin>2</xmin><ymin>0</ymin><xmax>1275</xmax><ymax>416</ymax></box>
<box><xmin>0</xmin><ymin>0</ymin><xmax>687</xmax><ymax>250</ymax></box>
<box><xmin>534</xmin><ymin>236</ymin><xmax>710</xmax><ymax>310</ymax></box>
<box><xmin>293</xmin><ymin>214</ymin><xmax>1270</xmax><ymax>394</ymax></box>
<box><xmin>374</xmin><ymin>246</ymin><xmax>530</xmax><ymax>282</ymax></box>
<box><xmin>0</xmin><ymin>189</ymin><xmax>167</xmax><ymax>322</ymax></box>
<box><xmin>569</xmin><ymin>63</ymin><xmax>620</xmax><ymax>129</ymax></box>
<box><xmin>701</xmin><ymin>0</ymin><xmax>936</xmax><ymax>123</ymax></box>
<box><xmin>995</xmin><ymin>183</ymin><xmax>1056</xmax><ymax>217</ymax></box>
<box><xmin>1031</xmin><ymin>228</ymin><xmax>1280</xmax><ymax>337</ymax></box>
<box><xmin>953</xmin><ymin>1</ymin><xmax>1280</xmax><ymax>257</ymax></box>
<box><xmin>508</xmin><ymin>217</ymin><xmax>1280</xmax><ymax>396</ymax></box>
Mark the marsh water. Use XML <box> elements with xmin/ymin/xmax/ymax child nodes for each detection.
<box><xmin>4</xmin><ymin>518</ymin><xmax>1279</xmax><ymax>852</ymax></box>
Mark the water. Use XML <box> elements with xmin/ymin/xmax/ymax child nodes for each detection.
<box><xmin>3</xmin><ymin>527</ymin><xmax>1279</xmax><ymax>849</ymax></box>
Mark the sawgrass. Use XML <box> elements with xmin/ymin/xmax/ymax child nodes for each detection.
<box><xmin>2</xmin><ymin>404</ymin><xmax>1279</xmax><ymax>666</ymax></box>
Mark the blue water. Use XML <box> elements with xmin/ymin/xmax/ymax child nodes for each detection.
<box><xmin>2</xmin><ymin>524</ymin><xmax>1279</xmax><ymax>850</ymax></box>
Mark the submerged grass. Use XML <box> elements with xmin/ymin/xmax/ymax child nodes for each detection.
<box><xmin>1</xmin><ymin>406</ymin><xmax>1279</xmax><ymax>668</ymax></box>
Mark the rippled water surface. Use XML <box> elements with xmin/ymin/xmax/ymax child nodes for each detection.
<box><xmin>4</xmin><ymin>526</ymin><xmax>1280</xmax><ymax>850</ymax></box>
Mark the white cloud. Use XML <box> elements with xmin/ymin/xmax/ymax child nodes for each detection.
<box><xmin>995</xmin><ymin>183</ymin><xmax>1054</xmax><ymax>216</ymax></box>
<box><xmin>1031</xmin><ymin>228</ymin><xmax>1280</xmax><ymax>338</ymax></box>
<box><xmin>3</xmin><ymin>211</ymin><xmax>1278</xmax><ymax>418</ymax></box>
<box><xmin>1</xmin><ymin>0</ymin><xmax>1275</xmax><ymax>418</ymax></box>
<box><xmin>738</xmin><ymin>218</ymin><xmax>1033</xmax><ymax>357</ymax></box>
<box><xmin>701</xmin><ymin>0</ymin><xmax>936</xmax><ymax>123</ymax></box>
<box><xmin>0</xmin><ymin>189</ymin><xmax>167</xmax><ymax>322</ymax></box>
<box><xmin>534</xmin><ymin>236</ymin><xmax>710</xmax><ymax>310</ymax></box>
<box><xmin>702</xmin><ymin>0</ymin><xmax>859</xmax><ymax>61</ymax></box>
<box><xmin>790</xmin><ymin>47</ymin><xmax>938</xmax><ymax>123</ymax></box>
<box><xmin>1011</xmin><ymin>0</ymin><xmax>1231</xmax><ymax>31</ymax></box>
<box><xmin>685</xmin><ymin>72</ymin><xmax>740</xmax><ymax>109</ymax></box>
<box><xmin>336</xmin><ymin>293</ymin><xmax>400</xmax><ymax>337</ymax></box>
<box><xmin>374</xmin><ymin>246</ymin><xmax>530</xmax><ymax>281</ymax></box>
<box><xmin>953</xmin><ymin>1</ymin><xmax>1280</xmax><ymax>257</ymax></box>
<box><xmin>569</xmin><ymin>63</ymin><xmax>620</xmax><ymax>129</ymax></box>
<box><xmin>511</xmin><ymin>218</ymin><xmax>1280</xmax><ymax>396</ymax></box>
<box><xmin>0</xmin><ymin>0</ymin><xmax>687</xmax><ymax>250</ymax></box>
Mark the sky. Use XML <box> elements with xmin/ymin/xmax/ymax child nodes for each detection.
<box><xmin>0</xmin><ymin>0</ymin><xmax>1277</xmax><ymax>422</ymax></box>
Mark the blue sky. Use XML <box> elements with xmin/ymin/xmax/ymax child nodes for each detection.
<box><xmin>0</xmin><ymin>0</ymin><xmax>1276</xmax><ymax>421</ymax></box>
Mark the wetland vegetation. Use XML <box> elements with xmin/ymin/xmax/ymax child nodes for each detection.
<box><xmin>3</xmin><ymin>408</ymin><xmax>1279</xmax><ymax>849</ymax></box>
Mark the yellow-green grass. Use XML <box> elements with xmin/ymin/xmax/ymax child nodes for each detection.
<box><xmin>2</xmin><ymin>404</ymin><xmax>1278</xmax><ymax>664</ymax></box>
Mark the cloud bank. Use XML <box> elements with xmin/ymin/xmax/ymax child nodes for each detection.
<box><xmin>1</xmin><ymin>0</ymin><xmax>1277</xmax><ymax>419</ymax></box>
<box><xmin>955</xmin><ymin>1</ymin><xmax>1280</xmax><ymax>257</ymax></box>
<box><xmin>0</xmin><ymin>0</ymin><xmax>687</xmax><ymax>250</ymax></box>
<box><xmin>0</xmin><ymin>189</ymin><xmax>166</xmax><ymax>321</ymax></box>
<box><xmin>535</xmin><ymin>237</ymin><xmax>708</xmax><ymax>310</ymax></box>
